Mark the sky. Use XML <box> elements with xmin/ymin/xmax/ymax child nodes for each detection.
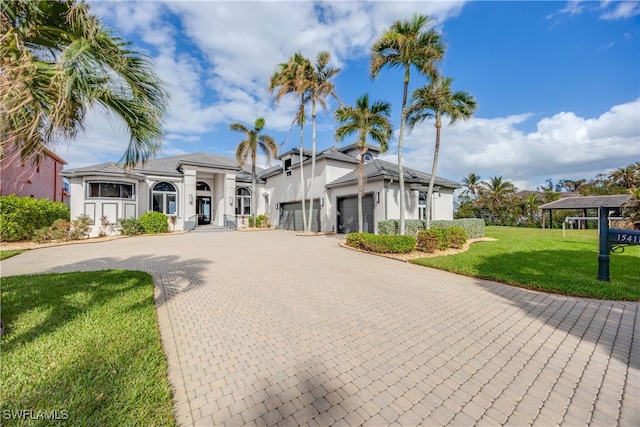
<box><xmin>58</xmin><ymin>0</ymin><xmax>640</xmax><ymax>191</ymax></box>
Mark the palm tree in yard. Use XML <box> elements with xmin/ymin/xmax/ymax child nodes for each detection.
<box><xmin>270</xmin><ymin>52</ymin><xmax>313</xmax><ymax>231</ymax></box>
<box><xmin>230</xmin><ymin>117</ymin><xmax>278</xmax><ymax>225</ymax></box>
<box><xmin>461</xmin><ymin>173</ymin><xmax>482</xmax><ymax>199</ymax></box>
<box><xmin>480</xmin><ymin>176</ymin><xmax>516</xmax><ymax>224</ymax></box>
<box><xmin>370</xmin><ymin>13</ymin><xmax>445</xmax><ymax>235</ymax></box>
<box><xmin>406</xmin><ymin>76</ymin><xmax>477</xmax><ymax>229</ymax></box>
<box><xmin>305</xmin><ymin>51</ymin><xmax>340</xmax><ymax>233</ymax></box>
<box><xmin>1</xmin><ymin>0</ymin><xmax>168</xmax><ymax>167</ymax></box>
<box><xmin>334</xmin><ymin>94</ymin><xmax>392</xmax><ymax>232</ymax></box>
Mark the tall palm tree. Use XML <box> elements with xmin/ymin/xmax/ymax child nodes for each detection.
<box><xmin>306</xmin><ymin>51</ymin><xmax>340</xmax><ymax>232</ymax></box>
<box><xmin>480</xmin><ymin>176</ymin><xmax>516</xmax><ymax>224</ymax></box>
<box><xmin>270</xmin><ymin>52</ymin><xmax>313</xmax><ymax>231</ymax></box>
<box><xmin>407</xmin><ymin>76</ymin><xmax>476</xmax><ymax>229</ymax></box>
<box><xmin>610</xmin><ymin>165</ymin><xmax>639</xmax><ymax>189</ymax></box>
<box><xmin>230</xmin><ymin>117</ymin><xmax>278</xmax><ymax>224</ymax></box>
<box><xmin>334</xmin><ymin>94</ymin><xmax>392</xmax><ymax>232</ymax></box>
<box><xmin>524</xmin><ymin>193</ymin><xmax>540</xmax><ymax>227</ymax></box>
<box><xmin>1</xmin><ymin>0</ymin><xmax>168</xmax><ymax>167</ymax></box>
<box><xmin>461</xmin><ymin>173</ymin><xmax>482</xmax><ymax>199</ymax></box>
<box><xmin>370</xmin><ymin>13</ymin><xmax>444</xmax><ymax>235</ymax></box>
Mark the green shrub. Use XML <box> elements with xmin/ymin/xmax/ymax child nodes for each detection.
<box><xmin>118</xmin><ymin>218</ymin><xmax>143</xmax><ymax>235</ymax></box>
<box><xmin>31</xmin><ymin>215</ymin><xmax>91</xmax><ymax>243</ymax></box>
<box><xmin>248</xmin><ymin>216</ymin><xmax>255</xmax><ymax>227</ymax></box>
<box><xmin>377</xmin><ymin>220</ymin><xmax>399</xmax><ymax>235</ymax></box>
<box><xmin>416</xmin><ymin>229</ymin><xmax>440</xmax><ymax>253</ymax></box>
<box><xmin>0</xmin><ymin>195</ymin><xmax>70</xmax><ymax>241</ymax></box>
<box><xmin>431</xmin><ymin>218</ymin><xmax>485</xmax><ymax>239</ymax></box>
<box><xmin>448</xmin><ymin>226</ymin><xmax>468</xmax><ymax>249</ymax></box>
<box><xmin>139</xmin><ymin>212</ymin><xmax>169</xmax><ymax>234</ymax></box>
<box><xmin>69</xmin><ymin>215</ymin><xmax>91</xmax><ymax>239</ymax></box>
<box><xmin>255</xmin><ymin>214</ymin><xmax>269</xmax><ymax>228</ymax></box>
<box><xmin>346</xmin><ymin>233</ymin><xmax>416</xmax><ymax>254</ymax></box>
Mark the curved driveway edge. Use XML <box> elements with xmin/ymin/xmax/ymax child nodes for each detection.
<box><xmin>1</xmin><ymin>231</ymin><xmax>638</xmax><ymax>426</ymax></box>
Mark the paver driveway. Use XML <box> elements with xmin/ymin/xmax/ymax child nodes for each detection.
<box><xmin>1</xmin><ymin>230</ymin><xmax>638</xmax><ymax>426</ymax></box>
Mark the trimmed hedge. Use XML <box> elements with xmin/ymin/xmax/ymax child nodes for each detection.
<box><xmin>431</xmin><ymin>219</ymin><xmax>484</xmax><ymax>239</ymax></box>
<box><xmin>0</xmin><ymin>195</ymin><xmax>70</xmax><ymax>241</ymax></box>
<box><xmin>377</xmin><ymin>219</ymin><xmax>426</xmax><ymax>237</ymax></box>
<box><xmin>378</xmin><ymin>218</ymin><xmax>485</xmax><ymax>239</ymax></box>
<box><xmin>139</xmin><ymin>212</ymin><xmax>169</xmax><ymax>234</ymax></box>
<box><xmin>346</xmin><ymin>233</ymin><xmax>416</xmax><ymax>254</ymax></box>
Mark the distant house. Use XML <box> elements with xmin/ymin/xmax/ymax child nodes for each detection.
<box><xmin>0</xmin><ymin>145</ymin><xmax>69</xmax><ymax>203</ymax></box>
<box><xmin>61</xmin><ymin>144</ymin><xmax>460</xmax><ymax>237</ymax></box>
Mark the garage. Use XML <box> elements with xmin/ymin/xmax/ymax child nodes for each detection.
<box><xmin>279</xmin><ymin>200</ymin><xmax>320</xmax><ymax>231</ymax></box>
<box><xmin>337</xmin><ymin>194</ymin><xmax>374</xmax><ymax>234</ymax></box>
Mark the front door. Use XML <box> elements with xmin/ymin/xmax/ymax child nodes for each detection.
<box><xmin>197</xmin><ymin>196</ymin><xmax>211</xmax><ymax>225</ymax></box>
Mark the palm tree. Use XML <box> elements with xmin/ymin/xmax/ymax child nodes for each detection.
<box><xmin>306</xmin><ymin>51</ymin><xmax>340</xmax><ymax>232</ymax></box>
<box><xmin>230</xmin><ymin>117</ymin><xmax>278</xmax><ymax>224</ymax></box>
<box><xmin>610</xmin><ymin>165</ymin><xmax>639</xmax><ymax>189</ymax></box>
<box><xmin>480</xmin><ymin>176</ymin><xmax>516</xmax><ymax>224</ymax></box>
<box><xmin>1</xmin><ymin>0</ymin><xmax>168</xmax><ymax>167</ymax></box>
<box><xmin>334</xmin><ymin>94</ymin><xmax>392</xmax><ymax>232</ymax></box>
<box><xmin>524</xmin><ymin>193</ymin><xmax>540</xmax><ymax>227</ymax></box>
<box><xmin>270</xmin><ymin>53</ymin><xmax>313</xmax><ymax>231</ymax></box>
<box><xmin>407</xmin><ymin>76</ymin><xmax>476</xmax><ymax>229</ymax></box>
<box><xmin>461</xmin><ymin>173</ymin><xmax>482</xmax><ymax>199</ymax></box>
<box><xmin>370</xmin><ymin>14</ymin><xmax>444</xmax><ymax>235</ymax></box>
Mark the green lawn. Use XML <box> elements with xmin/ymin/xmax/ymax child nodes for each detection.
<box><xmin>0</xmin><ymin>250</ymin><xmax>24</xmax><ymax>260</ymax></box>
<box><xmin>411</xmin><ymin>226</ymin><xmax>640</xmax><ymax>301</ymax></box>
<box><xmin>0</xmin><ymin>270</ymin><xmax>175</xmax><ymax>426</ymax></box>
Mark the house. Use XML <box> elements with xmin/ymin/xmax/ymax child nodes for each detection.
<box><xmin>61</xmin><ymin>144</ymin><xmax>460</xmax><ymax>237</ymax></box>
<box><xmin>1</xmin><ymin>144</ymin><xmax>70</xmax><ymax>203</ymax></box>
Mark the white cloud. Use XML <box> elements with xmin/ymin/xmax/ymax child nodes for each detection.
<box><xmin>600</xmin><ymin>1</ymin><xmax>640</xmax><ymax>19</ymax></box>
<box><xmin>391</xmin><ymin>99</ymin><xmax>640</xmax><ymax>189</ymax></box>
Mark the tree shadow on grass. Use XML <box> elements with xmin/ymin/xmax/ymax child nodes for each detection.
<box><xmin>1</xmin><ymin>270</ymin><xmax>175</xmax><ymax>426</ymax></box>
<box><xmin>472</xmin><ymin>249</ymin><xmax>639</xmax><ymax>370</ymax></box>
<box><xmin>2</xmin><ymin>254</ymin><xmax>211</xmax><ymax>350</ymax></box>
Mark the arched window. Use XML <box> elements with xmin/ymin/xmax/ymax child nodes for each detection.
<box><xmin>363</xmin><ymin>152</ymin><xmax>374</xmax><ymax>162</ymax></box>
<box><xmin>152</xmin><ymin>182</ymin><xmax>177</xmax><ymax>215</ymax></box>
<box><xmin>196</xmin><ymin>181</ymin><xmax>211</xmax><ymax>191</ymax></box>
<box><xmin>235</xmin><ymin>187</ymin><xmax>251</xmax><ymax>215</ymax></box>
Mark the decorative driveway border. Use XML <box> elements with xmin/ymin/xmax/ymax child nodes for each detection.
<box><xmin>1</xmin><ymin>231</ymin><xmax>638</xmax><ymax>426</ymax></box>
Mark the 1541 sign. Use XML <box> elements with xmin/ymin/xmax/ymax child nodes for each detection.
<box><xmin>608</xmin><ymin>229</ymin><xmax>640</xmax><ymax>245</ymax></box>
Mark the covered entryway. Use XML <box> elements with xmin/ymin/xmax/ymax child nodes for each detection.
<box><xmin>279</xmin><ymin>200</ymin><xmax>320</xmax><ymax>231</ymax></box>
<box><xmin>337</xmin><ymin>194</ymin><xmax>374</xmax><ymax>234</ymax></box>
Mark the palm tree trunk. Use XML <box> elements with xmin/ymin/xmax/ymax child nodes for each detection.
<box><xmin>251</xmin><ymin>151</ymin><xmax>257</xmax><ymax>225</ymax></box>
<box><xmin>307</xmin><ymin>100</ymin><xmax>317</xmax><ymax>233</ymax></box>
<box><xmin>298</xmin><ymin>108</ymin><xmax>308</xmax><ymax>233</ymax></box>
<box><xmin>425</xmin><ymin>116</ymin><xmax>441</xmax><ymax>229</ymax></box>
<box><xmin>357</xmin><ymin>145</ymin><xmax>367</xmax><ymax>233</ymax></box>
<box><xmin>398</xmin><ymin>68</ymin><xmax>410</xmax><ymax>235</ymax></box>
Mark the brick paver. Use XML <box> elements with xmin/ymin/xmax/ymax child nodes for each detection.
<box><xmin>1</xmin><ymin>231</ymin><xmax>638</xmax><ymax>426</ymax></box>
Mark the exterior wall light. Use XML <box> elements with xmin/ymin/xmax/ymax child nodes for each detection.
<box><xmin>189</xmin><ymin>194</ymin><xmax>193</xmax><ymax>204</ymax></box>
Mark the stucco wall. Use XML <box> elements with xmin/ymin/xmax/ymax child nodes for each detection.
<box><xmin>1</xmin><ymin>146</ymin><xmax>67</xmax><ymax>202</ymax></box>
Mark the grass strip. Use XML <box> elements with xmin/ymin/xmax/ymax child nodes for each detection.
<box><xmin>0</xmin><ymin>250</ymin><xmax>25</xmax><ymax>260</ymax></box>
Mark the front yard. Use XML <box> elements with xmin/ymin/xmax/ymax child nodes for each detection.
<box><xmin>0</xmin><ymin>270</ymin><xmax>175</xmax><ymax>426</ymax></box>
<box><xmin>411</xmin><ymin>226</ymin><xmax>640</xmax><ymax>301</ymax></box>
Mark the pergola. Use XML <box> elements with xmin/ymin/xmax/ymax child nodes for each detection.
<box><xmin>538</xmin><ymin>194</ymin><xmax>633</xmax><ymax>229</ymax></box>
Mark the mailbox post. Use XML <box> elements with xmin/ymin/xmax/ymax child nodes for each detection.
<box><xmin>597</xmin><ymin>207</ymin><xmax>610</xmax><ymax>282</ymax></box>
<box><xmin>598</xmin><ymin>206</ymin><xmax>640</xmax><ymax>281</ymax></box>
